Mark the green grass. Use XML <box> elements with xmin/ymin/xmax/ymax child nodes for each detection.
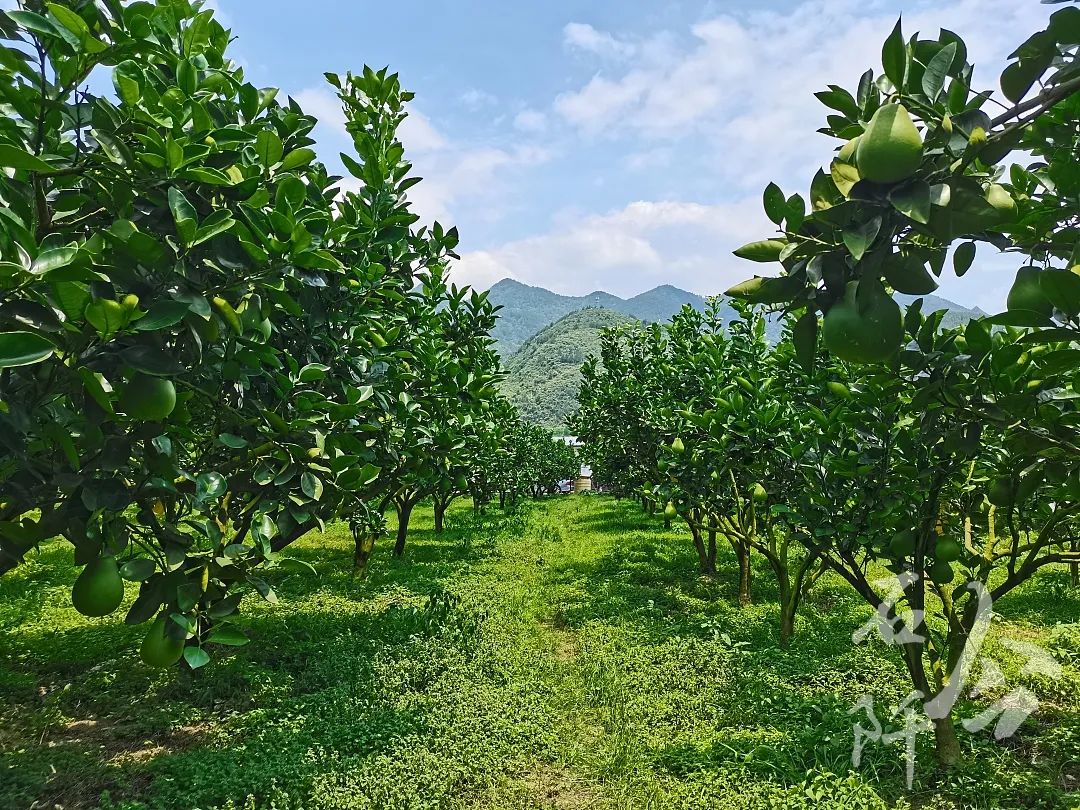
<box><xmin>1</xmin><ymin>496</ymin><xmax>1078</xmax><ymax>809</ymax></box>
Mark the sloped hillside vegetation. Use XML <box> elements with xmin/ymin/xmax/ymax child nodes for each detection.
<box><xmin>500</xmin><ymin>308</ymin><xmax>635</xmax><ymax>431</ymax></box>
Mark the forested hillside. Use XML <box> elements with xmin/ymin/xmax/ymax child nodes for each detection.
<box><xmin>500</xmin><ymin>308</ymin><xmax>635</xmax><ymax>431</ymax></box>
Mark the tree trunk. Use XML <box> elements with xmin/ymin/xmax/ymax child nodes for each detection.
<box><xmin>392</xmin><ymin>498</ymin><xmax>415</xmax><ymax>558</ymax></box>
<box><xmin>433</xmin><ymin>497</ymin><xmax>448</xmax><ymax>534</ymax></box>
<box><xmin>736</xmin><ymin>541</ymin><xmax>752</xmax><ymax>606</ymax></box>
<box><xmin>690</xmin><ymin>524</ymin><xmax>715</xmax><ymax>576</ymax></box>
<box><xmin>707</xmin><ymin>530</ymin><xmax>718</xmax><ymax>574</ymax></box>
<box><xmin>1071</xmin><ymin>539</ymin><xmax>1078</xmax><ymax>587</ymax></box>
<box><xmin>933</xmin><ymin>715</ymin><xmax>961</xmax><ymax>768</ymax></box>
<box><xmin>779</xmin><ymin>598</ymin><xmax>796</xmax><ymax>648</ymax></box>
<box><xmin>353</xmin><ymin>532</ymin><xmax>375</xmax><ymax>575</ymax></box>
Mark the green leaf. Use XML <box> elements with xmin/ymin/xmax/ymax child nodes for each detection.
<box><xmin>953</xmin><ymin>242</ymin><xmax>976</xmax><ymax>277</ymax></box>
<box><xmin>119</xmin><ymin>558</ymin><xmax>156</xmax><ymax>581</ymax></box>
<box><xmin>113</xmin><ymin>60</ymin><xmax>143</xmax><ymax>106</ymax></box>
<box><xmin>724</xmin><ymin>275</ymin><xmax>803</xmax><ymax>304</ymax></box>
<box><xmin>6</xmin><ymin>10</ymin><xmax>60</xmax><ymax>39</ymax></box>
<box><xmin>301</xmin><ymin>471</ymin><xmax>323</xmax><ymax>501</ymax></box>
<box><xmin>206</xmin><ymin>626</ymin><xmax>250</xmax><ymax>646</ymax></box>
<box><xmin>191</xmin><ymin>210</ymin><xmax>235</xmax><ymax>247</ymax></box>
<box><xmin>255</xmin><ymin>129</ymin><xmax>283</xmax><ymax>167</ymax></box>
<box><xmin>134</xmin><ymin>300</ymin><xmax>191</xmax><ymax>331</ymax></box>
<box><xmin>890</xmin><ymin>181</ymin><xmax>931</xmax><ymax>224</ymax></box>
<box><xmin>732</xmin><ymin>240</ymin><xmax>787</xmax><ymax>263</ymax></box>
<box><xmin>0</xmin><ymin>331</ymin><xmax>54</xmax><ymax>368</ymax></box>
<box><xmin>921</xmin><ymin>42</ymin><xmax>957</xmax><ymax>101</ymax></box>
<box><xmin>298</xmin><ymin>362</ymin><xmax>330</xmax><ymax>382</ymax></box>
<box><xmin>168</xmin><ymin>187</ymin><xmax>198</xmax><ymax>246</ymax></box>
<box><xmin>762</xmin><ymin>183</ymin><xmax>787</xmax><ymax>226</ymax></box>
<box><xmin>1001</xmin><ymin>58</ymin><xmax>1046</xmax><ymax>105</ymax></box>
<box><xmin>882</xmin><ymin>18</ymin><xmax>907</xmax><ymax>91</ymax></box>
<box><xmin>842</xmin><ymin>216</ymin><xmax>881</xmax><ymax>261</ymax></box>
<box><xmin>280</xmin><ymin>148</ymin><xmax>316</xmax><ymax>171</ymax></box>
<box><xmin>30</xmin><ymin>246</ymin><xmax>77</xmax><ymax>275</ymax></box>
<box><xmin>0</xmin><ymin>143</ymin><xmax>55</xmax><ymax>173</ymax></box>
<box><xmin>183</xmin><ymin>646</ymin><xmax>211</xmax><ymax>669</ymax></box>
<box><xmin>218</xmin><ymin>433</ymin><xmax>248</xmax><ymax>448</ymax></box>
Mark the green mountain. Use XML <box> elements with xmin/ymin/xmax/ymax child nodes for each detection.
<box><xmin>492</xmin><ymin>278</ymin><xmax>986</xmax><ymax>431</ymax></box>
<box><xmin>499</xmin><ymin>307</ymin><xmax>636</xmax><ymax>432</ymax></box>
<box><xmin>487</xmin><ymin>279</ymin><xmax>709</xmax><ymax>354</ymax></box>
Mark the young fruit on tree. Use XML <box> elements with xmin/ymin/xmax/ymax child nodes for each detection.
<box><xmin>855</xmin><ymin>103</ymin><xmax>924</xmax><ymax>184</ymax></box>
<box><xmin>889</xmin><ymin>529</ymin><xmax>917</xmax><ymax>558</ymax></box>
<box><xmin>670</xmin><ymin>437</ymin><xmax>685</xmax><ymax>454</ymax></box>
<box><xmin>934</xmin><ymin>536</ymin><xmax>963</xmax><ymax>563</ymax></box>
<box><xmin>140</xmin><ymin>615</ymin><xmax>186</xmax><ymax>668</ymax></box>
<box><xmin>750</xmin><ymin>483</ymin><xmax>767</xmax><ymax>502</ymax></box>
<box><xmin>823</xmin><ymin>280</ymin><xmax>903</xmax><ymax>363</ymax></box>
<box><xmin>985</xmin><ymin>184</ymin><xmax>1017</xmax><ymax>219</ymax></box>
<box><xmin>928</xmin><ymin>559</ymin><xmax>956</xmax><ymax>586</ymax></box>
<box><xmin>837</xmin><ymin>136</ymin><xmax>861</xmax><ymax>164</ymax></box>
<box><xmin>1006</xmin><ymin>266</ymin><xmax>1053</xmax><ymax>319</ymax></box>
<box><xmin>71</xmin><ymin>555</ymin><xmax>124</xmax><ymax>617</ymax></box>
<box><xmin>119</xmin><ymin>374</ymin><xmax>177</xmax><ymax>421</ymax></box>
<box><xmin>663</xmin><ymin>501</ymin><xmax>677</xmax><ymax>519</ymax></box>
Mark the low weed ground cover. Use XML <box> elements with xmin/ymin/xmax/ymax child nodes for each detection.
<box><xmin>2</xmin><ymin>496</ymin><xmax>1077</xmax><ymax>809</ymax></box>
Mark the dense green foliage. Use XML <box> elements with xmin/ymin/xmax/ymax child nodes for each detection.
<box><xmin>0</xmin><ymin>0</ymin><xmax>550</xmax><ymax>666</ymax></box>
<box><xmin>576</xmin><ymin>12</ymin><xmax>1080</xmax><ymax>768</ymax></box>
<box><xmin>501</xmin><ymin>307</ymin><xmax>636</xmax><ymax>432</ymax></box>
<box><xmin>2</xmin><ymin>496</ymin><xmax>1077</xmax><ymax>809</ymax></box>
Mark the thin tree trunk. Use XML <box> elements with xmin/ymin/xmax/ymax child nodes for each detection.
<box><xmin>433</xmin><ymin>496</ymin><xmax>449</xmax><ymax>533</ymax></box>
<box><xmin>737</xmin><ymin>541</ymin><xmax>752</xmax><ymax>606</ymax></box>
<box><xmin>689</xmin><ymin>524</ymin><xmax>715</xmax><ymax>576</ymax></box>
<box><xmin>353</xmin><ymin>532</ymin><xmax>375</xmax><ymax>575</ymax></box>
<box><xmin>392</xmin><ymin>497</ymin><xmax>415</xmax><ymax>558</ymax></box>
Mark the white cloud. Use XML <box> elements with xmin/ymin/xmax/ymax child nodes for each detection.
<box><xmin>513</xmin><ymin>109</ymin><xmax>547</xmax><ymax>133</ymax></box>
<box><xmin>499</xmin><ymin>0</ymin><xmax>1053</xmax><ymax>307</ymax></box>
<box><xmin>563</xmin><ymin>22</ymin><xmax>636</xmax><ymax>60</ymax></box>
<box><xmin>554</xmin><ymin>0</ymin><xmax>1049</xmax><ymax>189</ymax></box>
<box><xmin>460</xmin><ymin>88</ymin><xmax>498</xmax><ymax>110</ymax></box>
<box><xmin>293</xmin><ymin>86</ymin><xmax>547</xmax><ymax>226</ymax></box>
<box><xmin>455</xmin><ymin>199</ymin><xmax>771</xmax><ymax>296</ymax></box>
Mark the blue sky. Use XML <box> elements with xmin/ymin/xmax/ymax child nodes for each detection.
<box><xmin>195</xmin><ymin>2</ymin><xmax>1057</xmax><ymax>308</ymax></box>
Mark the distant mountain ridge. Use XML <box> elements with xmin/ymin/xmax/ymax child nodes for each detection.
<box><xmin>487</xmin><ymin>277</ymin><xmax>984</xmax><ymax>356</ymax></box>
<box><xmin>487</xmin><ymin>278</ymin><xmax>715</xmax><ymax>354</ymax></box>
<box><xmin>491</xmin><ymin>278</ymin><xmax>987</xmax><ymax>431</ymax></box>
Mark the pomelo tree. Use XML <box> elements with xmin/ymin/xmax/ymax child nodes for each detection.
<box><xmin>0</xmin><ymin>1</ymin><xmax>500</xmax><ymax>665</ymax></box>
<box><xmin>727</xmin><ymin>12</ymin><xmax>1080</xmax><ymax>765</ymax></box>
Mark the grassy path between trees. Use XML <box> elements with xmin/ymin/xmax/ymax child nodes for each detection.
<box><xmin>1</xmin><ymin>496</ymin><xmax>1078</xmax><ymax>809</ymax></box>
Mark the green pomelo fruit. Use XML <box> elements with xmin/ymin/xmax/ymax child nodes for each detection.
<box><xmin>663</xmin><ymin>502</ymin><xmax>677</xmax><ymax>519</ymax></box>
<box><xmin>750</xmin><ymin>483</ymin><xmax>767</xmax><ymax>502</ymax></box>
<box><xmin>855</xmin><ymin>104</ymin><xmax>924</xmax><ymax>184</ymax></box>
<box><xmin>889</xmin><ymin>530</ymin><xmax>916</xmax><ymax>558</ymax></box>
<box><xmin>934</xmin><ymin>537</ymin><xmax>963</xmax><ymax>563</ymax></box>
<box><xmin>928</xmin><ymin>559</ymin><xmax>956</xmax><ymax>585</ymax></box>
<box><xmin>120</xmin><ymin>375</ymin><xmax>176</xmax><ymax>421</ymax></box>
<box><xmin>985</xmin><ymin>184</ymin><xmax>1016</xmax><ymax>218</ymax></box>
<box><xmin>1006</xmin><ymin>266</ymin><xmax>1053</xmax><ymax>318</ymax></box>
<box><xmin>140</xmin><ymin>616</ymin><xmax>185</xmax><ymax>668</ymax></box>
<box><xmin>671</xmin><ymin>437</ymin><xmax>685</xmax><ymax>454</ymax></box>
<box><xmin>823</xmin><ymin>281</ymin><xmax>903</xmax><ymax>363</ymax></box>
<box><xmin>837</xmin><ymin>136</ymin><xmax>861</xmax><ymax>164</ymax></box>
<box><xmin>71</xmin><ymin>556</ymin><xmax>124</xmax><ymax>617</ymax></box>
